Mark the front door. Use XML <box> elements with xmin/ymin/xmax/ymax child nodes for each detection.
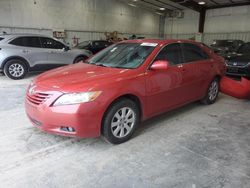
<box><xmin>40</xmin><ymin>37</ymin><xmax>71</xmax><ymax>65</ymax></box>
<box><xmin>145</xmin><ymin>43</ymin><xmax>187</xmax><ymax>117</ymax></box>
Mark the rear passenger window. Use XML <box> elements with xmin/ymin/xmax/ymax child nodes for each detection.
<box><xmin>9</xmin><ymin>37</ymin><xmax>41</xmax><ymax>48</ymax></box>
<box><xmin>154</xmin><ymin>43</ymin><xmax>183</xmax><ymax>65</ymax></box>
<box><xmin>0</xmin><ymin>37</ymin><xmax>4</xmax><ymax>41</ymax></box>
<box><xmin>182</xmin><ymin>43</ymin><xmax>208</xmax><ymax>63</ymax></box>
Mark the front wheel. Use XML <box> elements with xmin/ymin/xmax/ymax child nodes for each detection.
<box><xmin>102</xmin><ymin>99</ymin><xmax>140</xmax><ymax>144</ymax></box>
<box><xmin>3</xmin><ymin>59</ymin><xmax>28</xmax><ymax>80</ymax></box>
<box><xmin>201</xmin><ymin>78</ymin><xmax>220</xmax><ymax>105</ymax></box>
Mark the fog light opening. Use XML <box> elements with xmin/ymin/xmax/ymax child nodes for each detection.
<box><xmin>60</xmin><ymin>126</ymin><xmax>75</xmax><ymax>132</ymax></box>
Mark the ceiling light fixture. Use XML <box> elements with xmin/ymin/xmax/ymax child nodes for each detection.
<box><xmin>159</xmin><ymin>7</ymin><xmax>165</xmax><ymax>10</ymax></box>
<box><xmin>198</xmin><ymin>1</ymin><xmax>206</xmax><ymax>5</ymax></box>
<box><xmin>128</xmin><ymin>3</ymin><xmax>137</xmax><ymax>7</ymax></box>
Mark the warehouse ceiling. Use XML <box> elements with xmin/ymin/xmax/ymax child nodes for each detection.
<box><xmin>122</xmin><ymin>0</ymin><xmax>250</xmax><ymax>13</ymax></box>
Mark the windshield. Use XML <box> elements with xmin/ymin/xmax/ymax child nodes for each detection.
<box><xmin>238</xmin><ymin>43</ymin><xmax>250</xmax><ymax>54</ymax></box>
<box><xmin>86</xmin><ymin>42</ymin><xmax>157</xmax><ymax>69</ymax></box>
<box><xmin>211</xmin><ymin>40</ymin><xmax>234</xmax><ymax>47</ymax></box>
<box><xmin>76</xmin><ymin>41</ymin><xmax>89</xmax><ymax>49</ymax></box>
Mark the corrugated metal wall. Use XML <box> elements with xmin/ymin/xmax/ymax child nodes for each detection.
<box><xmin>165</xmin><ymin>33</ymin><xmax>195</xmax><ymax>40</ymax></box>
<box><xmin>203</xmin><ymin>32</ymin><xmax>250</xmax><ymax>45</ymax></box>
<box><xmin>163</xmin><ymin>32</ymin><xmax>250</xmax><ymax>45</ymax></box>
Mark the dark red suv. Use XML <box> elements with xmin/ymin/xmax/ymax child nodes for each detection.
<box><xmin>25</xmin><ymin>39</ymin><xmax>225</xmax><ymax>144</ymax></box>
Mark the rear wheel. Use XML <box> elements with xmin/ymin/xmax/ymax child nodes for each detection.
<box><xmin>3</xmin><ymin>59</ymin><xmax>28</xmax><ymax>80</ymax></box>
<box><xmin>102</xmin><ymin>99</ymin><xmax>139</xmax><ymax>144</ymax></box>
<box><xmin>201</xmin><ymin>78</ymin><xmax>219</xmax><ymax>105</ymax></box>
<box><xmin>73</xmin><ymin>56</ymin><xmax>88</xmax><ymax>64</ymax></box>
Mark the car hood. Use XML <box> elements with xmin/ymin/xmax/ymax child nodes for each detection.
<box><xmin>228</xmin><ymin>54</ymin><xmax>250</xmax><ymax>63</ymax></box>
<box><xmin>34</xmin><ymin>63</ymin><xmax>130</xmax><ymax>92</ymax></box>
<box><xmin>68</xmin><ymin>48</ymin><xmax>92</xmax><ymax>56</ymax></box>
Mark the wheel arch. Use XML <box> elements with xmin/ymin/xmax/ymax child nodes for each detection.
<box><xmin>73</xmin><ymin>55</ymin><xmax>89</xmax><ymax>64</ymax></box>
<box><xmin>100</xmin><ymin>93</ymin><xmax>143</xmax><ymax>134</ymax></box>
<box><xmin>2</xmin><ymin>56</ymin><xmax>30</xmax><ymax>70</ymax></box>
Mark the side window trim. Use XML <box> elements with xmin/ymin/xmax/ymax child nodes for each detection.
<box><xmin>150</xmin><ymin>42</ymin><xmax>185</xmax><ymax>67</ymax></box>
<box><xmin>9</xmin><ymin>36</ymin><xmax>42</xmax><ymax>48</ymax></box>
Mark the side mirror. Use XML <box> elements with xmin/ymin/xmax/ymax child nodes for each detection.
<box><xmin>64</xmin><ymin>46</ymin><xmax>70</xmax><ymax>51</ymax></box>
<box><xmin>150</xmin><ymin>60</ymin><xmax>169</xmax><ymax>70</ymax></box>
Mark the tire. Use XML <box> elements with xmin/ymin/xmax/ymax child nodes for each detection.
<box><xmin>201</xmin><ymin>78</ymin><xmax>220</xmax><ymax>105</ymax></box>
<box><xmin>3</xmin><ymin>59</ymin><xmax>28</xmax><ymax>80</ymax></box>
<box><xmin>102</xmin><ymin>99</ymin><xmax>140</xmax><ymax>144</ymax></box>
<box><xmin>73</xmin><ymin>56</ymin><xmax>88</xmax><ymax>64</ymax></box>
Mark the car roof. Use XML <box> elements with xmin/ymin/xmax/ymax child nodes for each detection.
<box><xmin>120</xmin><ymin>39</ymin><xmax>201</xmax><ymax>45</ymax></box>
<box><xmin>0</xmin><ymin>33</ymin><xmax>50</xmax><ymax>37</ymax></box>
<box><xmin>0</xmin><ymin>33</ymin><xmax>54</xmax><ymax>43</ymax></box>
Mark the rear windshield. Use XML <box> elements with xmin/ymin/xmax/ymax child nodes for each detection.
<box><xmin>211</xmin><ymin>40</ymin><xmax>234</xmax><ymax>47</ymax></box>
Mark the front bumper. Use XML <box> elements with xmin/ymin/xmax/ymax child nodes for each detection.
<box><xmin>226</xmin><ymin>65</ymin><xmax>250</xmax><ymax>78</ymax></box>
<box><xmin>25</xmin><ymin>89</ymin><xmax>103</xmax><ymax>138</ymax></box>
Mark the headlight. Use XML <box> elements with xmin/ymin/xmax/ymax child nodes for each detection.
<box><xmin>53</xmin><ymin>91</ymin><xmax>102</xmax><ymax>106</ymax></box>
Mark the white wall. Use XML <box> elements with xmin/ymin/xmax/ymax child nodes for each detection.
<box><xmin>0</xmin><ymin>0</ymin><xmax>160</xmax><ymax>45</ymax></box>
<box><xmin>163</xmin><ymin>5</ymin><xmax>250</xmax><ymax>44</ymax></box>
<box><xmin>203</xmin><ymin>5</ymin><xmax>250</xmax><ymax>44</ymax></box>
<box><xmin>205</xmin><ymin>5</ymin><xmax>250</xmax><ymax>33</ymax></box>
<box><xmin>165</xmin><ymin>9</ymin><xmax>199</xmax><ymax>39</ymax></box>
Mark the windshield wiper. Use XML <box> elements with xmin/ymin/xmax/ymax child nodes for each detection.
<box><xmin>95</xmin><ymin>63</ymin><xmax>110</xmax><ymax>67</ymax></box>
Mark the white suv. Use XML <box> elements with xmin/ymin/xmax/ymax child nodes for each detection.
<box><xmin>0</xmin><ymin>34</ymin><xmax>92</xmax><ymax>79</ymax></box>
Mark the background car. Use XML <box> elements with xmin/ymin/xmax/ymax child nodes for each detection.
<box><xmin>25</xmin><ymin>39</ymin><xmax>225</xmax><ymax>144</ymax></box>
<box><xmin>210</xmin><ymin>39</ymin><xmax>244</xmax><ymax>57</ymax></box>
<box><xmin>225</xmin><ymin>42</ymin><xmax>250</xmax><ymax>78</ymax></box>
<box><xmin>74</xmin><ymin>40</ymin><xmax>113</xmax><ymax>54</ymax></box>
<box><xmin>0</xmin><ymin>34</ymin><xmax>92</xmax><ymax>79</ymax></box>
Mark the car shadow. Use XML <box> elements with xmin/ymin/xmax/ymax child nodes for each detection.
<box><xmin>134</xmin><ymin>95</ymin><xmax>224</xmax><ymax>139</ymax></box>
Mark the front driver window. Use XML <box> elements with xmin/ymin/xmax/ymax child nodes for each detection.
<box><xmin>40</xmin><ymin>37</ymin><xmax>65</xmax><ymax>49</ymax></box>
<box><xmin>154</xmin><ymin>43</ymin><xmax>183</xmax><ymax>65</ymax></box>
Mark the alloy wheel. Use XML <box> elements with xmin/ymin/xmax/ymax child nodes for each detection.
<box><xmin>208</xmin><ymin>80</ymin><xmax>219</xmax><ymax>101</ymax></box>
<box><xmin>111</xmin><ymin>107</ymin><xmax>136</xmax><ymax>138</ymax></box>
<box><xmin>8</xmin><ymin>63</ymin><xmax>25</xmax><ymax>78</ymax></box>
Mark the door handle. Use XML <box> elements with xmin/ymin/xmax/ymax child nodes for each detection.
<box><xmin>22</xmin><ymin>49</ymin><xmax>29</xmax><ymax>53</ymax></box>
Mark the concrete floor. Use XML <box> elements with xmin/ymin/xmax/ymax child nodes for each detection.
<box><xmin>0</xmin><ymin>73</ymin><xmax>250</xmax><ymax>188</ymax></box>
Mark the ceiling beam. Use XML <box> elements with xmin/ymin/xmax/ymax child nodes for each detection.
<box><xmin>209</xmin><ymin>0</ymin><xmax>220</xmax><ymax>5</ymax></box>
<box><xmin>141</xmin><ymin>0</ymin><xmax>172</xmax><ymax>11</ymax></box>
<box><xmin>168</xmin><ymin>0</ymin><xmax>203</xmax><ymax>12</ymax></box>
<box><xmin>207</xmin><ymin>2</ymin><xmax>250</xmax><ymax>9</ymax></box>
<box><xmin>153</xmin><ymin>0</ymin><xmax>182</xmax><ymax>10</ymax></box>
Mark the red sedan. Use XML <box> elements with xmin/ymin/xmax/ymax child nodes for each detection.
<box><xmin>25</xmin><ymin>39</ymin><xmax>225</xmax><ymax>144</ymax></box>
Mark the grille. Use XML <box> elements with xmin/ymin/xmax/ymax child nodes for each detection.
<box><xmin>227</xmin><ymin>61</ymin><xmax>249</xmax><ymax>67</ymax></box>
<box><xmin>27</xmin><ymin>92</ymin><xmax>51</xmax><ymax>105</ymax></box>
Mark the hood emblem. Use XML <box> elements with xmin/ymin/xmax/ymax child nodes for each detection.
<box><xmin>29</xmin><ymin>86</ymin><xmax>36</xmax><ymax>95</ymax></box>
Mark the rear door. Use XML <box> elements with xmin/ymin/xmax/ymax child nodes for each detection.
<box><xmin>181</xmin><ymin>43</ymin><xmax>211</xmax><ymax>100</ymax></box>
<box><xmin>8</xmin><ymin>36</ymin><xmax>48</xmax><ymax>67</ymax></box>
<box><xmin>145</xmin><ymin>43</ymin><xmax>187</xmax><ymax>117</ymax></box>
